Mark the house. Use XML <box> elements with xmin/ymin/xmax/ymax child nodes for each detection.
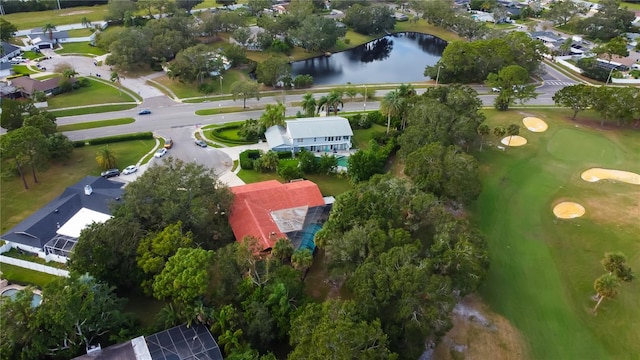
<box><xmin>0</xmin><ymin>62</ymin><xmax>14</xmax><ymax>78</ymax></box>
<box><xmin>0</xmin><ymin>176</ymin><xmax>124</xmax><ymax>263</ymax></box>
<box><xmin>73</xmin><ymin>324</ymin><xmax>223</xmax><ymax>360</ymax></box>
<box><xmin>0</xmin><ymin>81</ymin><xmax>20</xmax><ymax>99</ymax></box>
<box><xmin>0</xmin><ymin>42</ymin><xmax>22</xmax><ymax>63</ymax></box>
<box><xmin>265</xmin><ymin>116</ymin><xmax>353</xmax><ymax>153</ymax></box>
<box><xmin>229</xmin><ymin>180</ymin><xmax>333</xmax><ymax>252</ymax></box>
<box><xmin>27</xmin><ymin>29</ymin><xmax>70</xmax><ymax>49</ymax></box>
<box><xmin>9</xmin><ymin>76</ymin><xmax>76</xmax><ymax>98</ymax></box>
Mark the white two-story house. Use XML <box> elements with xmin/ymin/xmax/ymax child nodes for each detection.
<box><xmin>265</xmin><ymin>116</ymin><xmax>353</xmax><ymax>153</ymax></box>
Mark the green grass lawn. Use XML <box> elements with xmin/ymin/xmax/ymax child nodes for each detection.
<box><xmin>1</xmin><ymin>139</ymin><xmax>155</xmax><ymax>234</ymax></box>
<box><xmin>12</xmin><ymin>65</ymin><xmax>40</xmax><ymax>75</ymax></box>
<box><xmin>3</xmin><ymin>5</ymin><xmax>109</xmax><ymax>30</ymax></box>
<box><xmin>57</xmin><ymin>117</ymin><xmax>135</xmax><ymax>132</ymax></box>
<box><xmin>56</xmin><ymin>42</ymin><xmax>106</xmax><ymax>56</ymax></box>
<box><xmin>195</xmin><ymin>106</ymin><xmax>246</xmax><ymax>116</ymax></box>
<box><xmin>473</xmin><ymin>108</ymin><xmax>640</xmax><ymax>359</ymax></box>
<box><xmin>393</xmin><ymin>19</ymin><xmax>463</xmax><ymax>42</ymax></box>
<box><xmin>46</xmin><ymin>78</ymin><xmax>135</xmax><ymax>109</ymax></box>
<box><xmin>22</xmin><ymin>51</ymin><xmax>43</xmax><ymax>60</ymax></box>
<box><xmin>66</xmin><ymin>28</ymin><xmax>94</xmax><ymax>37</ymax></box>
<box><xmin>151</xmin><ymin>69</ymin><xmax>249</xmax><ymax>99</ymax></box>
<box><xmin>237</xmin><ymin>167</ymin><xmax>352</xmax><ymax>197</ymax></box>
<box><xmin>353</xmin><ymin>124</ymin><xmax>386</xmax><ymax>149</ymax></box>
<box><xmin>0</xmin><ymin>263</ymin><xmax>60</xmax><ymax>288</ymax></box>
<box><xmin>50</xmin><ymin>104</ymin><xmax>137</xmax><ymax>117</ymax></box>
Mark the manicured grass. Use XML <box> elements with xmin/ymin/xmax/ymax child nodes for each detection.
<box><xmin>473</xmin><ymin>108</ymin><xmax>640</xmax><ymax>359</ymax></box>
<box><xmin>12</xmin><ymin>65</ymin><xmax>40</xmax><ymax>75</ymax></box>
<box><xmin>332</xmin><ymin>31</ymin><xmax>376</xmax><ymax>52</ymax></box>
<box><xmin>1</xmin><ymin>139</ymin><xmax>155</xmax><ymax>234</ymax></box>
<box><xmin>622</xmin><ymin>1</ymin><xmax>640</xmax><ymax>10</ymax></box>
<box><xmin>66</xmin><ymin>28</ymin><xmax>94</xmax><ymax>37</ymax></box>
<box><xmin>352</xmin><ymin>124</ymin><xmax>386</xmax><ymax>149</ymax></box>
<box><xmin>0</xmin><ymin>263</ymin><xmax>60</xmax><ymax>288</ymax></box>
<box><xmin>22</xmin><ymin>51</ymin><xmax>43</xmax><ymax>60</ymax></box>
<box><xmin>50</xmin><ymin>104</ymin><xmax>137</xmax><ymax>117</ymax></box>
<box><xmin>151</xmin><ymin>69</ymin><xmax>249</xmax><ymax>99</ymax></box>
<box><xmin>195</xmin><ymin>106</ymin><xmax>246</xmax><ymax>116</ymax></box>
<box><xmin>2</xmin><ymin>5</ymin><xmax>109</xmax><ymax>30</ymax></box>
<box><xmin>57</xmin><ymin>117</ymin><xmax>135</xmax><ymax>132</ymax></box>
<box><xmin>2</xmin><ymin>248</ymin><xmax>67</xmax><ymax>269</ymax></box>
<box><xmin>46</xmin><ymin>78</ymin><xmax>135</xmax><ymax>109</ymax></box>
<box><xmin>56</xmin><ymin>42</ymin><xmax>106</xmax><ymax>56</ymax></box>
<box><xmin>237</xmin><ymin>169</ymin><xmax>352</xmax><ymax>197</ymax></box>
<box><xmin>393</xmin><ymin>19</ymin><xmax>463</xmax><ymax>42</ymax></box>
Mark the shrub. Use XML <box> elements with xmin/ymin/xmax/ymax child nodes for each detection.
<box><xmin>212</xmin><ymin>125</ymin><xmax>256</xmax><ymax>144</ymax></box>
<box><xmin>297</xmin><ymin>149</ymin><xmax>318</xmax><ymax>174</ymax></box>
<box><xmin>631</xmin><ymin>70</ymin><xmax>640</xmax><ymax>79</ymax></box>
<box><xmin>366</xmin><ymin>110</ymin><xmax>385</xmax><ymax>126</ymax></box>
<box><xmin>346</xmin><ymin>114</ymin><xmax>371</xmax><ymax>129</ymax></box>
<box><xmin>344</xmin><ymin>38</ymin><xmax>351</xmax><ymax>45</ymax></box>
<box><xmin>318</xmin><ymin>154</ymin><xmax>338</xmax><ymax>174</ymax></box>
<box><xmin>277</xmin><ymin>151</ymin><xmax>292</xmax><ymax>160</ymax></box>
<box><xmin>240</xmin><ymin>149</ymin><xmax>261</xmax><ymax>170</ymax></box>
<box><xmin>277</xmin><ymin>160</ymin><xmax>303</xmax><ymax>181</ymax></box>
<box><xmin>73</xmin><ymin>140</ymin><xmax>87</xmax><ymax>148</ymax></box>
<box><xmin>293</xmin><ymin>74</ymin><xmax>314</xmax><ymax>88</ymax></box>
<box><xmin>239</xmin><ymin>118</ymin><xmax>264</xmax><ymax>141</ymax></box>
<box><xmin>198</xmin><ymin>83</ymin><xmax>215</xmax><ymax>94</ymax></box>
<box><xmin>87</xmin><ymin>132</ymin><xmax>153</xmax><ymax>145</ymax></box>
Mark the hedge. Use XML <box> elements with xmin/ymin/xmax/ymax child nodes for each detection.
<box><xmin>86</xmin><ymin>132</ymin><xmax>153</xmax><ymax>146</ymax></box>
<box><xmin>240</xmin><ymin>149</ymin><xmax>261</xmax><ymax>170</ymax></box>
<box><xmin>210</xmin><ymin>125</ymin><xmax>256</xmax><ymax>145</ymax></box>
<box><xmin>73</xmin><ymin>140</ymin><xmax>87</xmax><ymax>148</ymax></box>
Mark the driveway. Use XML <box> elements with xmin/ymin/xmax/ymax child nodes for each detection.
<box><xmin>153</xmin><ymin>126</ymin><xmax>233</xmax><ymax>177</ymax></box>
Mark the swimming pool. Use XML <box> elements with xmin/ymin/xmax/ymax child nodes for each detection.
<box><xmin>336</xmin><ymin>156</ymin><xmax>349</xmax><ymax>168</ymax></box>
<box><xmin>1</xmin><ymin>288</ymin><xmax>43</xmax><ymax>307</ymax></box>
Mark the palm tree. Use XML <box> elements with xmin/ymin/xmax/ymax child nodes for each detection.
<box><xmin>62</xmin><ymin>68</ymin><xmax>78</xmax><ymax>79</ymax></box>
<box><xmin>593</xmin><ymin>273</ymin><xmax>621</xmax><ymax>314</ymax></box>
<box><xmin>317</xmin><ymin>90</ymin><xmax>344</xmax><ymax>116</ymax></box>
<box><xmin>477</xmin><ymin>124</ymin><xmax>490</xmax><ymax>151</ymax></box>
<box><xmin>396</xmin><ymin>83</ymin><xmax>416</xmax><ymax>129</ymax></box>
<box><xmin>96</xmin><ymin>146</ymin><xmax>118</xmax><ymax>170</ymax></box>
<box><xmin>300</xmin><ymin>93</ymin><xmax>317</xmax><ymax>117</ymax></box>
<box><xmin>81</xmin><ymin>17</ymin><xmax>92</xmax><ymax>29</ymax></box>
<box><xmin>506</xmin><ymin>123</ymin><xmax>520</xmax><ymax>147</ymax></box>
<box><xmin>42</xmin><ymin>23</ymin><xmax>56</xmax><ymax>41</ymax></box>
<box><xmin>291</xmin><ymin>248</ymin><xmax>313</xmax><ymax>279</ymax></box>
<box><xmin>380</xmin><ymin>90</ymin><xmax>404</xmax><ymax>134</ymax></box>
<box><xmin>272</xmin><ymin>238</ymin><xmax>294</xmax><ymax>263</ymax></box>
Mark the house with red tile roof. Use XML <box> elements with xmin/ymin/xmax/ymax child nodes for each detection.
<box><xmin>229</xmin><ymin>180</ymin><xmax>333</xmax><ymax>251</ymax></box>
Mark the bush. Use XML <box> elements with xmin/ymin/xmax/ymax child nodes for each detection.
<box><xmin>212</xmin><ymin>125</ymin><xmax>256</xmax><ymax>144</ymax></box>
<box><xmin>240</xmin><ymin>149</ymin><xmax>261</xmax><ymax>170</ymax></box>
<box><xmin>631</xmin><ymin>70</ymin><xmax>640</xmax><ymax>79</ymax></box>
<box><xmin>277</xmin><ymin>151</ymin><xmax>292</xmax><ymax>160</ymax></box>
<box><xmin>366</xmin><ymin>111</ymin><xmax>385</xmax><ymax>126</ymax></box>
<box><xmin>277</xmin><ymin>160</ymin><xmax>303</xmax><ymax>181</ymax></box>
<box><xmin>344</xmin><ymin>38</ymin><xmax>351</xmax><ymax>45</ymax></box>
<box><xmin>198</xmin><ymin>83</ymin><xmax>215</xmax><ymax>94</ymax></box>
<box><xmin>87</xmin><ymin>132</ymin><xmax>153</xmax><ymax>145</ymax></box>
<box><xmin>293</xmin><ymin>74</ymin><xmax>314</xmax><ymax>88</ymax></box>
<box><xmin>346</xmin><ymin>114</ymin><xmax>371</xmax><ymax>129</ymax></box>
<box><xmin>297</xmin><ymin>149</ymin><xmax>318</xmax><ymax>173</ymax></box>
<box><xmin>73</xmin><ymin>140</ymin><xmax>87</xmax><ymax>148</ymax></box>
<box><xmin>77</xmin><ymin>78</ymin><xmax>91</xmax><ymax>88</ymax></box>
<box><xmin>318</xmin><ymin>154</ymin><xmax>338</xmax><ymax>174</ymax></box>
<box><xmin>238</xmin><ymin>119</ymin><xmax>264</xmax><ymax>142</ymax></box>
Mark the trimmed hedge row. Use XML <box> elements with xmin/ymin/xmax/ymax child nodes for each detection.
<box><xmin>72</xmin><ymin>132</ymin><xmax>153</xmax><ymax>147</ymax></box>
<box><xmin>210</xmin><ymin>125</ymin><xmax>255</xmax><ymax>145</ymax></box>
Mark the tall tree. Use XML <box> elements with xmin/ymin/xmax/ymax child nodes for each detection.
<box><xmin>256</xmin><ymin>57</ymin><xmax>291</xmax><ymax>87</ymax></box>
<box><xmin>232</xmin><ymin>27</ymin><xmax>251</xmax><ymax>47</ymax></box>
<box><xmin>3</xmin><ymin>126</ymin><xmax>49</xmax><ymax>184</ymax></box>
<box><xmin>300</xmin><ymin>93</ymin><xmax>317</xmax><ymax>117</ymax></box>
<box><xmin>544</xmin><ymin>0</ymin><xmax>582</xmax><ymax>26</ymax></box>
<box><xmin>1</xmin><ymin>98</ymin><xmax>32</xmax><ymax>131</ymax></box>
<box><xmin>592</xmin><ymin>273</ymin><xmax>621</xmax><ymax>313</ymax></box>
<box><xmin>271</xmin><ymin>238</ymin><xmax>294</xmax><ymax>263</ymax></box>
<box><xmin>477</xmin><ymin>124</ymin><xmax>490</xmax><ymax>151</ymax></box>
<box><xmin>23</xmin><ymin>111</ymin><xmax>57</xmax><ymax>137</ymax></box>
<box><xmin>486</xmin><ymin>65</ymin><xmax>537</xmax><ymax>110</ymax></box>
<box><xmin>601</xmin><ymin>252</ymin><xmax>634</xmax><ymax>282</ymax></box>
<box><xmin>95</xmin><ymin>146</ymin><xmax>118</xmax><ymax>170</ymax></box>
<box><xmin>380</xmin><ymin>90</ymin><xmax>404</xmax><ymax>134</ymax></box>
<box><xmin>593</xmin><ymin>37</ymin><xmax>629</xmax><ymax>84</ymax></box>
<box><xmin>106</xmin><ymin>0</ymin><xmax>139</xmax><ymax>22</ymax></box>
<box><xmin>317</xmin><ymin>90</ymin><xmax>343</xmax><ymax>116</ymax></box>
<box><xmin>81</xmin><ymin>16</ymin><xmax>92</xmax><ymax>28</ymax></box>
<box><xmin>259</xmin><ymin>103</ymin><xmax>286</xmax><ymax>128</ymax></box>
<box><xmin>291</xmin><ymin>248</ymin><xmax>313</xmax><ymax>276</ymax></box>
<box><xmin>69</xmin><ymin>217</ymin><xmax>146</xmax><ymax>291</ymax></box>
<box><xmin>292</xmin><ymin>16</ymin><xmax>346</xmax><ymax>51</ymax></box>
<box><xmin>42</xmin><ymin>23</ymin><xmax>56</xmax><ymax>41</ymax></box>
<box><xmin>552</xmin><ymin>84</ymin><xmax>593</xmax><ymax>119</ymax></box>
<box><xmin>0</xmin><ymin>18</ymin><xmax>17</xmax><ymax>41</ymax></box>
<box><xmin>176</xmin><ymin>0</ymin><xmax>204</xmax><ymax>11</ymax></box>
<box><xmin>230</xmin><ymin>80</ymin><xmax>261</xmax><ymax>109</ymax></box>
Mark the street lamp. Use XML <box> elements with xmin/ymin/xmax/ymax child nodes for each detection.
<box><xmin>435</xmin><ymin>65</ymin><xmax>444</xmax><ymax>86</ymax></box>
<box><xmin>219</xmin><ymin>75</ymin><xmax>223</xmax><ymax>93</ymax></box>
<box><xmin>363</xmin><ymin>85</ymin><xmax>368</xmax><ymax>113</ymax></box>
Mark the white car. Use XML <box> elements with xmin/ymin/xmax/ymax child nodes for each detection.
<box><xmin>154</xmin><ymin>148</ymin><xmax>167</xmax><ymax>158</ymax></box>
<box><xmin>122</xmin><ymin>165</ymin><xmax>138</xmax><ymax>175</ymax></box>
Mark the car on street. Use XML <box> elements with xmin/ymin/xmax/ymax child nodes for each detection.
<box><xmin>195</xmin><ymin>139</ymin><xmax>208</xmax><ymax>148</ymax></box>
<box><xmin>138</xmin><ymin>109</ymin><xmax>151</xmax><ymax>115</ymax></box>
<box><xmin>101</xmin><ymin>168</ymin><xmax>120</xmax><ymax>178</ymax></box>
<box><xmin>154</xmin><ymin>148</ymin><xmax>167</xmax><ymax>158</ymax></box>
<box><xmin>491</xmin><ymin>87</ymin><xmax>501</xmax><ymax>92</ymax></box>
<box><xmin>164</xmin><ymin>138</ymin><xmax>173</xmax><ymax>149</ymax></box>
<box><xmin>122</xmin><ymin>165</ymin><xmax>138</xmax><ymax>175</ymax></box>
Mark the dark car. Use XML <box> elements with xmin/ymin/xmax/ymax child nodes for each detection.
<box><xmin>101</xmin><ymin>168</ymin><xmax>120</xmax><ymax>178</ymax></box>
<box><xmin>138</xmin><ymin>109</ymin><xmax>151</xmax><ymax>115</ymax></box>
<box><xmin>195</xmin><ymin>140</ymin><xmax>208</xmax><ymax>148</ymax></box>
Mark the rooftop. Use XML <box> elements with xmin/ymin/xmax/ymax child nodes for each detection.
<box><xmin>286</xmin><ymin>116</ymin><xmax>353</xmax><ymax>139</ymax></box>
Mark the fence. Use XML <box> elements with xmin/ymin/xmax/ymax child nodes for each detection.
<box><xmin>0</xmin><ymin>255</ymin><xmax>69</xmax><ymax>277</ymax></box>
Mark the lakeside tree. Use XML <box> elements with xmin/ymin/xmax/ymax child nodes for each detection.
<box><xmin>344</xmin><ymin>4</ymin><xmax>395</xmax><ymax>35</ymax></box>
<box><xmin>292</xmin><ymin>16</ymin><xmax>345</xmax><ymax>51</ymax></box>
<box><xmin>230</xmin><ymin>80</ymin><xmax>261</xmax><ymax>109</ymax></box>
<box><xmin>552</xmin><ymin>84</ymin><xmax>593</xmax><ymax>119</ymax></box>
<box><xmin>256</xmin><ymin>57</ymin><xmax>291</xmax><ymax>87</ymax></box>
<box><xmin>114</xmin><ymin>158</ymin><xmax>234</xmax><ymax>248</ymax></box>
<box><xmin>70</xmin><ymin>217</ymin><xmax>146</xmax><ymax>291</ymax></box>
<box><xmin>486</xmin><ymin>65</ymin><xmax>537</xmax><ymax>110</ymax></box>
<box><xmin>380</xmin><ymin>90</ymin><xmax>404</xmax><ymax>134</ymax></box>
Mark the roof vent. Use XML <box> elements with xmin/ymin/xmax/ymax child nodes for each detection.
<box><xmin>84</xmin><ymin>185</ymin><xmax>93</xmax><ymax>196</ymax></box>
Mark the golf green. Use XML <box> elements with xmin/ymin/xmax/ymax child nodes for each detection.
<box><xmin>473</xmin><ymin>109</ymin><xmax>640</xmax><ymax>359</ymax></box>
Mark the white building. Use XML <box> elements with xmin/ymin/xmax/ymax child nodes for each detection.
<box><xmin>265</xmin><ymin>116</ymin><xmax>353</xmax><ymax>153</ymax></box>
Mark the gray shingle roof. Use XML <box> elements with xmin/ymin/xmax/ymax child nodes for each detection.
<box><xmin>265</xmin><ymin>125</ymin><xmax>290</xmax><ymax>149</ymax></box>
<box><xmin>1</xmin><ymin>41</ymin><xmax>20</xmax><ymax>55</ymax></box>
<box><xmin>1</xmin><ymin>176</ymin><xmax>124</xmax><ymax>249</ymax></box>
<box><xmin>286</xmin><ymin>116</ymin><xmax>353</xmax><ymax>139</ymax></box>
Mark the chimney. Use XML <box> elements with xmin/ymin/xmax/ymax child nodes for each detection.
<box><xmin>84</xmin><ymin>185</ymin><xmax>93</xmax><ymax>196</ymax></box>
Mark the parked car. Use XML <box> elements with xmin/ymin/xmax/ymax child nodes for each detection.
<box><xmin>164</xmin><ymin>138</ymin><xmax>173</xmax><ymax>149</ymax></box>
<box><xmin>195</xmin><ymin>139</ymin><xmax>207</xmax><ymax>148</ymax></box>
<box><xmin>101</xmin><ymin>168</ymin><xmax>120</xmax><ymax>178</ymax></box>
<box><xmin>154</xmin><ymin>148</ymin><xmax>167</xmax><ymax>158</ymax></box>
<box><xmin>122</xmin><ymin>165</ymin><xmax>138</xmax><ymax>175</ymax></box>
<box><xmin>491</xmin><ymin>87</ymin><xmax>501</xmax><ymax>92</ymax></box>
<box><xmin>138</xmin><ymin>109</ymin><xmax>151</xmax><ymax>115</ymax></box>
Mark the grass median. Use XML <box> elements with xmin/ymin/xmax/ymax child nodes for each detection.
<box><xmin>195</xmin><ymin>106</ymin><xmax>247</xmax><ymax>116</ymax></box>
<box><xmin>50</xmin><ymin>104</ymin><xmax>137</xmax><ymax>117</ymax></box>
<box><xmin>57</xmin><ymin>117</ymin><xmax>135</xmax><ymax>132</ymax></box>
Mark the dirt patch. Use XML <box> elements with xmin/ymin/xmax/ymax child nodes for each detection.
<box><xmin>553</xmin><ymin>201</ymin><xmax>585</xmax><ymax>219</ymax></box>
<box><xmin>581</xmin><ymin>190</ymin><xmax>640</xmax><ymax>227</ymax></box>
<box><xmin>522</xmin><ymin>117</ymin><xmax>548</xmax><ymax>133</ymax></box>
<box><xmin>501</xmin><ymin>136</ymin><xmax>527</xmax><ymax>147</ymax></box>
<box><xmin>581</xmin><ymin>168</ymin><xmax>640</xmax><ymax>185</ymax></box>
<box><xmin>434</xmin><ymin>295</ymin><xmax>527</xmax><ymax>360</ymax></box>
<box><xmin>59</xmin><ymin>10</ymin><xmax>92</xmax><ymax>16</ymax></box>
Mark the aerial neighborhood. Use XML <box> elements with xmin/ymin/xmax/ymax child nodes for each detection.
<box><xmin>0</xmin><ymin>0</ymin><xmax>638</xmax><ymax>359</ymax></box>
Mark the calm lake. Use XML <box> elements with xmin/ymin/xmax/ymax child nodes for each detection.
<box><xmin>291</xmin><ymin>32</ymin><xmax>447</xmax><ymax>85</ymax></box>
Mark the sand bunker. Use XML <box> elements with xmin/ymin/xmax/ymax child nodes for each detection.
<box><xmin>553</xmin><ymin>202</ymin><xmax>586</xmax><ymax>219</ymax></box>
<box><xmin>522</xmin><ymin>117</ymin><xmax>548</xmax><ymax>132</ymax></box>
<box><xmin>501</xmin><ymin>136</ymin><xmax>527</xmax><ymax>147</ymax></box>
<box><xmin>581</xmin><ymin>168</ymin><xmax>640</xmax><ymax>185</ymax></box>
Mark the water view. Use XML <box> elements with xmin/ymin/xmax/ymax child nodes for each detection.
<box><xmin>291</xmin><ymin>32</ymin><xmax>447</xmax><ymax>85</ymax></box>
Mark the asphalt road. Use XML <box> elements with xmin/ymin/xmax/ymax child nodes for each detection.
<box><xmin>59</xmin><ymin>63</ymin><xmax>578</xmax><ymax>141</ymax></box>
